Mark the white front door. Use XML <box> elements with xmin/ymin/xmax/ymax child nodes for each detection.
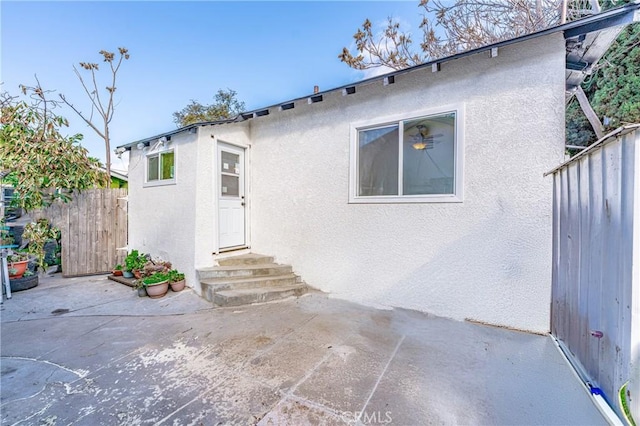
<box><xmin>218</xmin><ymin>143</ymin><xmax>246</xmax><ymax>249</ymax></box>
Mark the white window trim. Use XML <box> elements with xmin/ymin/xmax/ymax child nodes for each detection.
<box><xmin>144</xmin><ymin>147</ymin><xmax>176</xmax><ymax>187</ymax></box>
<box><xmin>349</xmin><ymin>104</ymin><xmax>465</xmax><ymax>204</ymax></box>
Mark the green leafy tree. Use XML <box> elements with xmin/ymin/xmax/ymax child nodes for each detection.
<box><xmin>590</xmin><ymin>24</ymin><xmax>640</xmax><ymax>128</ymax></box>
<box><xmin>23</xmin><ymin>218</ymin><xmax>59</xmax><ymax>270</ymax></box>
<box><xmin>566</xmin><ymin>4</ymin><xmax>639</xmax><ymax>147</ymax></box>
<box><xmin>0</xmin><ymin>82</ymin><xmax>108</xmax><ymax>212</ymax></box>
<box><xmin>59</xmin><ymin>47</ymin><xmax>130</xmax><ymax>179</ymax></box>
<box><xmin>566</xmin><ymin>102</ymin><xmax>596</xmax><ymax>147</ymax></box>
<box><xmin>173</xmin><ymin>88</ymin><xmax>245</xmax><ymax>127</ymax></box>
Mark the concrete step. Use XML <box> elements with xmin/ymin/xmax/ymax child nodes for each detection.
<box><xmin>212</xmin><ymin>284</ymin><xmax>309</xmax><ymax>307</ymax></box>
<box><xmin>202</xmin><ymin>273</ymin><xmax>300</xmax><ymax>291</ymax></box>
<box><xmin>197</xmin><ymin>263</ymin><xmax>292</xmax><ymax>280</ymax></box>
<box><xmin>201</xmin><ymin>274</ymin><xmax>301</xmax><ymax>303</ymax></box>
<box><xmin>217</xmin><ymin>253</ymin><xmax>274</xmax><ymax>267</ymax></box>
<box><xmin>199</xmin><ymin>253</ymin><xmax>310</xmax><ymax>307</ymax></box>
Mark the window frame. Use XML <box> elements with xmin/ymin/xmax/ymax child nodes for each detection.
<box><xmin>144</xmin><ymin>147</ymin><xmax>176</xmax><ymax>187</ymax></box>
<box><xmin>349</xmin><ymin>105</ymin><xmax>464</xmax><ymax>204</ymax></box>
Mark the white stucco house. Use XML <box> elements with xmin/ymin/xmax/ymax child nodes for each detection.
<box><xmin>118</xmin><ymin>5</ymin><xmax>639</xmax><ymax>334</ymax></box>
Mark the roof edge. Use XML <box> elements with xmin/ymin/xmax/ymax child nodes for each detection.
<box><xmin>119</xmin><ymin>1</ymin><xmax>640</xmax><ymax>149</ymax></box>
<box><xmin>236</xmin><ymin>1</ymin><xmax>640</xmax><ymax>118</ymax></box>
<box><xmin>116</xmin><ymin>118</ymin><xmax>237</xmax><ymax>150</ymax></box>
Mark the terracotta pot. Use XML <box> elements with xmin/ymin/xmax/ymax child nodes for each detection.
<box><xmin>133</xmin><ymin>269</ymin><xmax>142</xmax><ymax>279</ymax></box>
<box><xmin>112</xmin><ymin>269</ymin><xmax>123</xmax><ymax>276</ymax></box>
<box><xmin>170</xmin><ymin>279</ymin><xmax>186</xmax><ymax>292</ymax></box>
<box><xmin>8</xmin><ymin>260</ymin><xmax>29</xmax><ymax>279</ymax></box>
<box><xmin>145</xmin><ymin>281</ymin><xmax>169</xmax><ymax>299</ymax></box>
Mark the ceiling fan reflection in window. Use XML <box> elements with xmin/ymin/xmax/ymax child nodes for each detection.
<box><xmin>409</xmin><ymin>124</ymin><xmax>443</xmax><ymax>150</ymax></box>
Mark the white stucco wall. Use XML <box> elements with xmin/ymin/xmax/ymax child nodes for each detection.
<box><xmin>192</xmin><ymin>123</ymin><xmax>252</xmax><ymax>290</ymax></box>
<box><xmin>243</xmin><ymin>33</ymin><xmax>565</xmax><ymax>333</ymax></box>
<box><xmin>128</xmin><ymin>122</ymin><xmax>251</xmax><ymax>295</ymax></box>
<box><xmin>127</xmin><ymin>33</ymin><xmax>565</xmax><ymax>332</ymax></box>
<box><xmin>127</xmin><ymin>131</ymin><xmax>200</xmax><ymax>291</ymax></box>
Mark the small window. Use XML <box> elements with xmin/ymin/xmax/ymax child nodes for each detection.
<box><xmin>350</xmin><ymin>108</ymin><xmax>463</xmax><ymax>203</ymax></box>
<box><xmin>146</xmin><ymin>150</ymin><xmax>175</xmax><ymax>185</ymax></box>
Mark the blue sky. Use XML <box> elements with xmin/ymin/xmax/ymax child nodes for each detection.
<box><xmin>1</xmin><ymin>1</ymin><xmax>424</xmax><ymax>169</ymax></box>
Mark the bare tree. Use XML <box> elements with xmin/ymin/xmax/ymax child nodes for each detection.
<box><xmin>60</xmin><ymin>48</ymin><xmax>130</xmax><ymax>177</ymax></box>
<box><xmin>339</xmin><ymin>0</ymin><xmax>601</xmax><ymax>71</ymax></box>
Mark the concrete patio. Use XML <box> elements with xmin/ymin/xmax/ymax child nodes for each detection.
<box><xmin>1</xmin><ymin>274</ymin><xmax>606</xmax><ymax>425</ymax></box>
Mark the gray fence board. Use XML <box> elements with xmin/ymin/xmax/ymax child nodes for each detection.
<box><xmin>35</xmin><ymin>188</ymin><xmax>128</xmax><ymax>277</ymax></box>
<box><xmin>550</xmin><ymin>127</ymin><xmax>639</xmax><ymax>418</ymax></box>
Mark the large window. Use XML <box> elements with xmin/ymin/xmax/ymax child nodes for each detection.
<box><xmin>350</xmin><ymin>108</ymin><xmax>463</xmax><ymax>203</ymax></box>
<box><xmin>146</xmin><ymin>150</ymin><xmax>175</xmax><ymax>185</ymax></box>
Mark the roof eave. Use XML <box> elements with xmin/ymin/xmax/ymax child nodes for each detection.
<box><xmin>119</xmin><ymin>1</ymin><xmax>639</xmax><ymax>147</ymax></box>
<box><xmin>236</xmin><ymin>1</ymin><xmax>639</xmax><ymax>119</ymax></box>
<box><xmin>116</xmin><ymin>117</ymin><xmax>239</xmax><ymax>150</ymax></box>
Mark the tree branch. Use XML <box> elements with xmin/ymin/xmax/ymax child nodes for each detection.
<box><xmin>62</xmin><ymin>48</ymin><xmax>129</xmax><ymax>177</ymax></box>
<box><xmin>89</xmin><ymin>67</ymin><xmax>107</xmax><ymax>120</ymax></box>
<box><xmin>72</xmin><ymin>65</ymin><xmax>106</xmax><ymax>120</ymax></box>
<box><xmin>58</xmin><ymin>94</ymin><xmax>106</xmax><ymax>140</ymax></box>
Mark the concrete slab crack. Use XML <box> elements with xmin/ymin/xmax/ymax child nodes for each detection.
<box><xmin>1</xmin><ymin>356</ymin><xmax>88</xmax><ymax>379</ymax></box>
<box><xmin>7</xmin><ymin>401</ymin><xmax>53</xmax><ymax>426</ymax></box>
<box><xmin>357</xmin><ymin>334</ymin><xmax>405</xmax><ymax>423</ymax></box>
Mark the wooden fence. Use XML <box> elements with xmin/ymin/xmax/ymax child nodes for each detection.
<box><xmin>548</xmin><ymin>125</ymin><xmax>639</xmax><ymax>419</ymax></box>
<box><xmin>35</xmin><ymin>188</ymin><xmax>128</xmax><ymax>277</ymax></box>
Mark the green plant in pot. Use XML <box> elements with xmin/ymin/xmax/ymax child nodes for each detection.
<box><xmin>133</xmin><ymin>253</ymin><xmax>149</xmax><ymax>279</ymax></box>
<box><xmin>143</xmin><ymin>258</ymin><xmax>171</xmax><ymax>277</ymax></box>
<box><xmin>112</xmin><ymin>264</ymin><xmax>123</xmax><ymax>276</ymax></box>
<box><xmin>124</xmin><ymin>250</ymin><xmax>144</xmax><ymax>278</ymax></box>
<box><xmin>7</xmin><ymin>251</ymin><xmax>29</xmax><ymax>262</ymax></box>
<box><xmin>7</xmin><ymin>250</ymin><xmax>30</xmax><ymax>278</ymax></box>
<box><xmin>142</xmin><ymin>272</ymin><xmax>169</xmax><ymax>299</ymax></box>
<box><xmin>167</xmin><ymin>269</ymin><xmax>186</xmax><ymax>292</ymax></box>
<box><xmin>134</xmin><ymin>280</ymin><xmax>147</xmax><ymax>297</ymax></box>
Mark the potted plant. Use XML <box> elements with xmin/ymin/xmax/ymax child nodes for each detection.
<box><xmin>142</xmin><ymin>272</ymin><xmax>169</xmax><ymax>298</ymax></box>
<box><xmin>135</xmin><ymin>280</ymin><xmax>147</xmax><ymax>297</ymax></box>
<box><xmin>7</xmin><ymin>251</ymin><xmax>30</xmax><ymax>279</ymax></box>
<box><xmin>112</xmin><ymin>264</ymin><xmax>123</xmax><ymax>276</ymax></box>
<box><xmin>143</xmin><ymin>258</ymin><xmax>171</xmax><ymax>277</ymax></box>
<box><xmin>133</xmin><ymin>253</ymin><xmax>148</xmax><ymax>279</ymax></box>
<box><xmin>124</xmin><ymin>250</ymin><xmax>144</xmax><ymax>278</ymax></box>
<box><xmin>168</xmin><ymin>269</ymin><xmax>186</xmax><ymax>292</ymax></box>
